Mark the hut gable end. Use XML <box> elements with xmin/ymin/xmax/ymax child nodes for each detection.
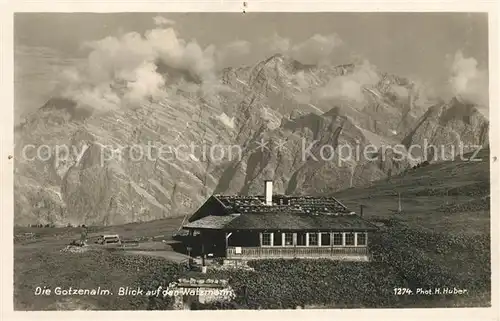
<box><xmin>187</xmin><ymin>196</ymin><xmax>228</xmax><ymax>222</ymax></box>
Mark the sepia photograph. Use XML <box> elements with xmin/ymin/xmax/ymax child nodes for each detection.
<box><xmin>12</xmin><ymin>11</ymin><xmax>492</xmax><ymax>311</ymax></box>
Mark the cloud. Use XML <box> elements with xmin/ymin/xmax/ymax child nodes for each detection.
<box><xmin>291</xmin><ymin>34</ymin><xmax>342</xmax><ymax>65</ymax></box>
<box><xmin>314</xmin><ymin>60</ymin><xmax>380</xmax><ymax>103</ymax></box>
<box><xmin>260</xmin><ymin>33</ymin><xmax>291</xmax><ymax>55</ymax></box>
<box><xmin>59</xmin><ymin>20</ymin><xmax>230</xmax><ymax>111</ymax></box>
<box><xmin>70</xmin><ymin>85</ymin><xmax>122</xmax><ymax>111</ymax></box>
<box><xmin>144</xmin><ymin>27</ymin><xmax>217</xmax><ymax>82</ymax></box>
<box><xmin>390</xmin><ymin>84</ymin><xmax>409</xmax><ymax>99</ymax></box>
<box><xmin>14</xmin><ymin>45</ymin><xmax>84</xmax><ymax>123</ymax></box>
<box><xmin>216</xmin><ymin>40</ymin><xmax>252</xmax><ymax>68</ymax></box>
<box><xmin>57</xmin><ymin>19</ymin><xmax>344</xmax><ymax>113</ymax></box>
<box><xmin>448</xmin><ymin>50</ymin><xmax>488</xmax><ymax>106</ymax></box>
<box><xmin>258</xmin><ymin>33</ymin><xmax>342</xmax><ymax>65</ymax></box>
<box><xmin>292</xmin><ymin>71</ymin><xmax>309</xmax><ymax>88</ymax></box>
<box><xmin>153</xmin><ymin>16</ymin><xmax>175</xmax><ymax>26</ymax></box>
<box><xmin>124</xmin><ymin>62</ymin><xmax>166</xmax><ymax>104</ymax></box>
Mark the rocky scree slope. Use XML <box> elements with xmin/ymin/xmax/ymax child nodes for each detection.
<box><xmin>14</xmin><ymin>54</ymin><xmax>489</xmax><ymax>225</ymax></box>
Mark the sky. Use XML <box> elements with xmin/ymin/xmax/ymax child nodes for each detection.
<box><xmin>14</xmin><ymin>12</ymin><xmax>489</xmax><ymax>122</ymax></box>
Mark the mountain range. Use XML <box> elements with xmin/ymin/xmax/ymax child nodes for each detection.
<box><xmin>14</xmin><ymin>54</ymin><xmax>489</xmax><ymax>226</ymax></box>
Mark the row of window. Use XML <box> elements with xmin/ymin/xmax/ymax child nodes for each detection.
<box><xmin>261</xmin><ymin>232</ymin><xmax>367</xmax><ymax>247</ymax></box>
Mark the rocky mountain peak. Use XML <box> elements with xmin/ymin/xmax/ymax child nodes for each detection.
<box><xmin>14</xmin><ymin>51</ymin><xmax>489</xmax><ymax>226</ymax></box>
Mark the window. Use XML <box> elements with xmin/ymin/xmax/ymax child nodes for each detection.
<box><xmin>357</xmin><ymin>233</ymin><xmax>367</xmax><ymax>246</ymax></box>
<box><xmin>320</xmin><ymin>232</ymin><xmax>331</xmax><ymax>246</ymax></box>
<box><xmin>284</xmin><ymin>233</ymin><xmax>293</xmax><ymax>246</ymax></box>
<box><xmin>261</xmin><ymin>233</ymin><xmax>271</xmax><ymax>246</ymax></box>
<box><xmin>333</xmin><ymin>233</ymin><xmax>343</xmax><ymax>246</ymax></box>
<box><xmin>308</xmin><ymin>233</ymin><xmax>318</xmax><ymax>246</ymax></box>
<box><xmin>297</xmin><ymin>232</ymin><xmax>307</xmax><ymax>246</ymax></box>
<box><xmin>273</xmin><ymin>232</ymin><xmax>282</xmax><ymax>246</ymax></box>
<box><xmin>345</xmin><ymin>233</ymin><xmax>355</xmax><ymax>246</ymax></box>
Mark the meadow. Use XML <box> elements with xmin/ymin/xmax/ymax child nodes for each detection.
<box><xmin>13</xmin><ymin>149</ymin><xmax>491</xmax><ymax>310</ymax></box>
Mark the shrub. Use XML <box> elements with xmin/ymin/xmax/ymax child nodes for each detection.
<box><xmin>133</xmin><ymin>220</ymin><xmax>490</xmax><ymax>309</ymax></box>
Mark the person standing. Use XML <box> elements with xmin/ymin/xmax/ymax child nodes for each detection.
<box><xmin>80</xmin><ymin>225</ymin><xmax>88</xmax><ymax>246</ymax></box>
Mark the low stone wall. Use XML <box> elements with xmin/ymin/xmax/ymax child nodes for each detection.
<box><xmin>221</xmin><ymin>259</ymin><xmax>255</xmax><ymax>270</ymax></box>
<box><xmin>168</xmin><ymin>278</ymin><xmax>235</xmax><ymax>310</ymax></box>
<box><xmin>60</xmin><ymin>245</ymin><xmax>89</xmax><ymax>253</ymax></box>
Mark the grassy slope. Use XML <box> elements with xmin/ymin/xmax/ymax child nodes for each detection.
<box><xmin>15</xmin><ymin>216</ymin><xmax>185</xmax><ymax>242</ymax></box>
<box><xmin>334</xmin><ymin>148</ymin><xmax>490</xmax><ymax>235</ymax></box>
<box><xmin>14</xmin><ymin>245</ymin><xmax>188</xmax><ymax>310</ymax></box>
<box><xmin>14</xmin><ymin>217</ymin><xmax>184</xmax><ymax>310</ymax></box>
<box><xmin>190</xmin><ymin>147</ymin><xmax>492</xmax><ymax>309</ymax></box>
<box><xmin>13</xmin><ymin>149</ymin><xmax>490</xmax><ymax>310</ymax></box>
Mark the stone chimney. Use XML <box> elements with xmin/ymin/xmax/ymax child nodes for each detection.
<box><xmin>265</xmin><ymin>180</ymin><xmax>273</xmax><ymax>206</ymax></box>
